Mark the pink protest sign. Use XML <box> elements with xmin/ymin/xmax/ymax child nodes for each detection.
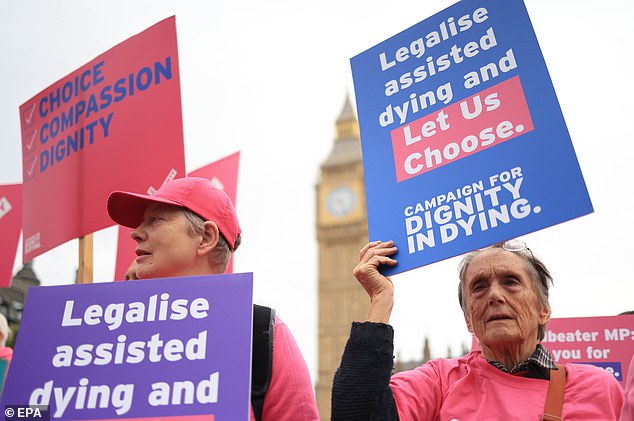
<box><xmin>19</xmin><ymin>16</ymin><xmax>185</xmax><ymax>262</ymax></box>
<box><xmin>113</xmin><ymin>152</ymin><xmax>241</xmax><ymax>280</ymax></box>
<box><xmin>472</xmin><ymin>314</ymin><xmax>634</xmax><ymax>386</ymax></box>
<box><xmin>541</xmin><ymin>315</ymin><xmax>634</xmax><ymax>386</ymax></box>
<box><xmin>0</xmin><ymin>184</ymin><xmax>22</xmax><ymax>287</ymax></box>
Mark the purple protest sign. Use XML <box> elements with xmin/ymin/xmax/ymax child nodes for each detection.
<box><xmin>1</xmin><ymin>273</ymin><xmax>253</xmax><ymax>420</ymax></box>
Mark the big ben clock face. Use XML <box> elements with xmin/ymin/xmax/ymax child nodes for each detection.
<box><xmin>326</xmin><ymin>186</ymin><xmax>356</xmax><ymax>217</ymax></box>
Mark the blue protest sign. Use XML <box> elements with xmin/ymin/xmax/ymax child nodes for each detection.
<box><xmin>0</xmin><ymin>273</ymin><xmax>253</xmax><ymax>420</ymax></box>
<box><xmin>351</xmin><ymin>0</ymin><xmax>592</xmax><ymax>275</ymax></box>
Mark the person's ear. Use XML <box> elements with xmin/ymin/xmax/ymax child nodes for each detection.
<box><xmin>539</xmin><ymin>303</ymin><xmax>551</xmax><ymax>326</ymax></box>
<box><xmin>198</xmin><ymin>221</ymin><xmax>220</xmax><ymax>256</ymax></box>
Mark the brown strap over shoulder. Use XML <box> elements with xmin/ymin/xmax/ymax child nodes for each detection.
<box><xmin>542</xmin><ymin>364</ymin><xmax>566</xmax><ymax>421</ymax></box>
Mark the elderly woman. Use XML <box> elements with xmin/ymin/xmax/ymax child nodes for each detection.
<box><xmin>331</xmin><ymin>239</ymin><xmax>624</xmax><ymax>420</ymax></box>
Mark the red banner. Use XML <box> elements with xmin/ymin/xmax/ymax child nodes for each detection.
<box><xmin>19</xmin><ymin>16</ymin><xmax>185</xmax><ymax>262</ymax></box>
<box><xmin>0</xmin><ymin>184</ymin><xmax>22</xmax><ymax>287</ymax></box>
<box><xmin>114</xmin><ymin>152</ymin><xmax>241</xmax><ymax>280</ymax></box>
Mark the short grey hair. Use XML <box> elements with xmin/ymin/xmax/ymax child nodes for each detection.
<box><xmin>457</xmin><ymin>242</ymin><xmax>553</xmax><ymax>341</ymax></box>
<box><xmin>182</xmin><ymin>208</ymin><xmax>241</xmax><ymax>271</ymax></box>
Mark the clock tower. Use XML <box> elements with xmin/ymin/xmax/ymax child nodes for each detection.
<box><xmin>315</xmin><ymin>95</ymin><xmax>369</xmax><ymax>419</ymax></box>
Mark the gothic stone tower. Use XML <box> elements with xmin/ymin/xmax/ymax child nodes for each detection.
<box><xmin>315</xmin><ymin>96</ymin><xmax>369</xmax><ymax>419</ymax></box>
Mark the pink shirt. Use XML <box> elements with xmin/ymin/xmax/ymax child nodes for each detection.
<box><xmin>0</xmin><ymin>347</ymin><xmax>12</xmax><ymax>362</ymax></box>
<box><xmin>621</xmin><ymin>353</ymin><xmax>634</xmax><ymax>421</ymax></box>
<box><xmin>249</xmin><ymin>317</ymin><xmax>319</xmax><ymax>421</ymax></box>
<box><xmin>391</xmin><ymin>351</ymin><xmax>624</xmax><ymax>421</ymax></box>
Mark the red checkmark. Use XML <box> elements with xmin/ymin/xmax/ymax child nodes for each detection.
<box><xmin>22</xmin><ymin>103</ymin><xmax>36</xmax><ymax>127</ymax></box>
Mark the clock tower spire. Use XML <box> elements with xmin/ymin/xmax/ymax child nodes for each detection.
<box><xmin>315</xmin><ymin>95</ymin><xmax>369</xmax><ymax>420</ymax></box>
<box><xmin>335</xmin><ymin>93</ymin><xmax>360</xmax><ymax>142</ymax></box>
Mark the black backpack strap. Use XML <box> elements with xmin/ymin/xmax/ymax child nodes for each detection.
<box><xmin>251</xmin><ymin>304</ymin><xmax>275</xmax><ymax>421</ymax></box>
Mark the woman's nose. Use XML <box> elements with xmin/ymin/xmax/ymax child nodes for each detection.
<box><xmin>487</xmin><ymin>282</ymin><xmax>506</xmax><ymax>304</ymax></box>
<box><xmin>130</xmin><ymin>225</ymin><xmax>144</xmax><ymax>242</ymax></box>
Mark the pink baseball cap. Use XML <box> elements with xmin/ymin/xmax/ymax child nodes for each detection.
<box><xmin>107</xmin><ymin>177</ymin><xmax>241</xmax><ymax>250</ymax></box>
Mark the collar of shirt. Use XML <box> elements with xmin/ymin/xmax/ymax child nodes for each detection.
<box><xmin>487</xmin><ymin>344</ymin><xmax>558</xmax><ymax>380</ymax></box>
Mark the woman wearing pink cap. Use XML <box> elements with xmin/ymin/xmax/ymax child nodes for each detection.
<box><xmin>108</xmin><ymin>177</ymin><xmax>319</xmax><ymax>421</ymax></box>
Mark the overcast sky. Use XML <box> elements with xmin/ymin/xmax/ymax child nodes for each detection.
<box><xmin>1</xmin><ymin>0</ymin><xmax>633</xmax><ymax>385</ymax></box>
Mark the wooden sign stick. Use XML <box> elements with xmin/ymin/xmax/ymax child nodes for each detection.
<box><xmin>78</xmin><ymin>234</ymin><xmax>94</xmax><ymax>284</ymax></box>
